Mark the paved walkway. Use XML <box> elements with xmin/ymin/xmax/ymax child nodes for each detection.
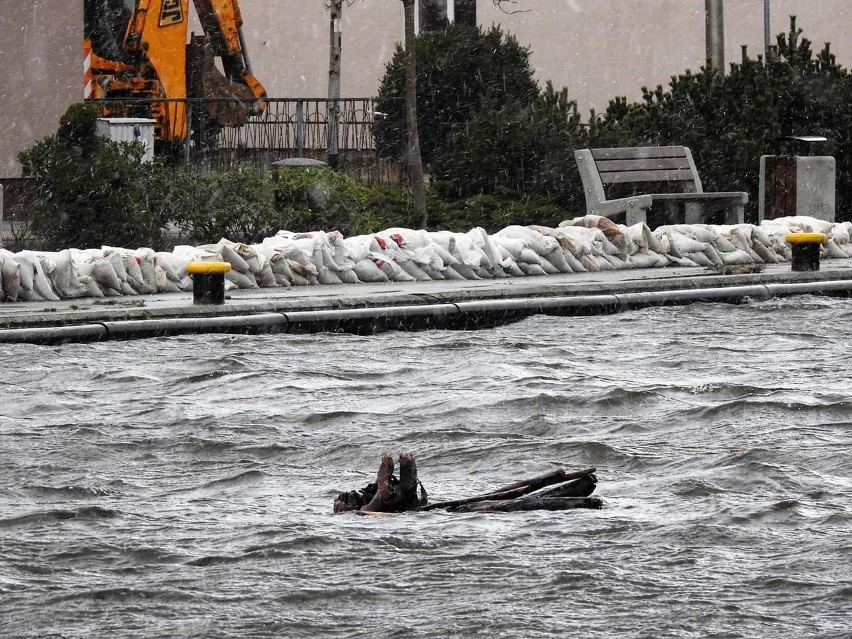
<box><xmin>2</xmin><ymin>260</ymin><xmax>852</xmax><ymax>343</ymax></box>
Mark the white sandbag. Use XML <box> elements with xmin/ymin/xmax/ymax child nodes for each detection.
<box><xmin>82</xmin><ymin>256</ymin><xmax>122</xmax><ymax>292</ymax></box>
<box><xmin>288</xmin><ymin>271</ymin><xmax>312</xmax><ymax>287</ymax></box>
<box><xmin>15</xmin><ymin>254</ymin><xmax>38</xmax><ymax>301</ymax></box>
<box><xmin>225</xmin><ymin>268</ymin><xmax>259</xmax><ymax>289</ymax></box>
<box><xmin>604</xmin><ymin>253</ymin><xmax>630</xmax><ymax>269</ymax></box>
<box><xmin>0</xmin><ymin>252</ymin><xmax>21</xmax><ymax>302</ymax></box>
<box><xmin>118</xmin><ymin>251</ymin><xmax>150</xmax><ymax>293</ymax></box>
<box><xmin>0</xmin><ymin>254</ymin><xmax>16</xmax><ymax>299</ymax></box>
<box><xmin>336</xmin><ymin>267</ymin><xmax>360</xmax><ymax>284</ymax></box>
<box><xmin>720</xmin><ymin>249</ymin><xmax>755</xmax><ymax>266</ymax></box>
<box><xmin>267</xmin><ymin>254</ymin><xmax>295</xmax><ymax>286</ymax></box>
<box><xmin>518</xmin><ymin>262</ymin><xmax>548</xmax><ymax>276</ymax></box>
<box><xmin>536</xmin><ymin>255</ymin><xmax>561</xmax><ymax>275</ymax></box>
<box><xmin>548</xmin><ymin>225</ymin><xmax>604</xmax><ymax>259</ymax></box>
<box><xmin>119</xmin><ymin>281</ymin><xmax>137</xmax><ymax>296</ymax></box>
<box><xmin>102</xmin><ymin>250</ymin><xmax>129</xmax><ymax>285</ymax></box>
<box><xmin>682</xmin><ymin>251</ymin><xmax>713</xmax><ymax>267</ymax></box>
<box><xmin>665</xmin><ymin>229</ymin><xmax>708</xmax><ymax>256</ymax></box>
<box><xmin>398</xmin><ymin>260</ymin><xmax>433</xmax><ymax>281</ymax></box>
<box><xmin>542</xmin><ymin>247</ymin><xmax>574</xmax><ymax>273</ymax></box>
<box><xmin>235</xmin><ymin>243</ymin><xmax>264</xmax><ymax>274</ymax></box>
<box><xmin>554</xmin><ymin>216</ymin><xmax>629</xmax><ymax>254</ymax></box>
<box><xmin>79</xmin><ymin>275</ymin><xmax>105</xmax><ymax>298</ymax></box>
<box><xmin>702</xmin><ymin>243</ymin><xmax>726</xmax><ymax>267</ymax></box>
<box><xmin>825</xmin><ymin>238</ymin><xmax>850</xmax><ymax>259</ymax></box>
<box><xmin>161</xmin><ymin>252</ymin><xmax>188</xmax><ymax>281</ymax></box>
<box><xmin>134</xmin><ymin>248</ymin><xmax>164</xmax><ymax>293</ymax></box>
<box><xmin>19</xmin><ymin>252</ymin><xmax>60</xmax><ymax>301</ymax></box>
<box><xmin>288</xmin><ymin>259</ymin><xmax>319</xmax><ymax>285</ymax></box>
<box><xmin>467</xmin><ymin>227</ymin><xmax>504</xmax><ymax>270</ymax></box>
<box><xmin>830</xmin><ymin>221</ymin><xmax>851</xmax><ymax>245</ymax></box>
<box><xmin>419</xmin><ymin>264</ymin><xmax>446</xmax><ymax>280</ymax></box>
<box><xmin>254</xmin><ymin>258</ymin><xmax>279</xmax><ymax>287</ymax></box>
<box><xmin>501</xmin><ymin>260</ymin><xmax>526</xmax><ymax>277</ymax></box>
<box><xmin>666</xmin><ymin>255</ymin><xmax>701</xmax><ymax>268</ymax></box>
<box><xmin>579</xmin><ymin>255</ymin><xmax>600</xmax><ymax>272</ymax></box>
<box><xmin>750</xmin><ymin>238</ymin><xmax>779</xmax><ymax>263</ymax></box>
<box><xmin>218</xmin><ymin>242</ymin><xmax>252</xmax><ymax>273</ymax></box>
<box><xmin>517</xmin><ymin>247</ymin><xmax>543</xmax><ymax>266</ymax></box>
<box><xmin>447</xmin><ymin>261</ymin><xmax>481</xmax><ymax>279</ymax></box>
<box><xmin>628</xmin><ymin>250</ymin><xmax>666</xmax><ymax>269</ymax></box>
<box><xmin>353</xmin><ymin>258</ymin><xmax>389</xmax><ymax>282</ymax></box>
<box><xmin>49</xmin><ymin>249</ymin><xmax>85</xmax><ymax>299</ymax></box>
<box><xmin>317</xmin><ymin>267</ymin><xmax>344</xmax><ymax>285</ymax></box>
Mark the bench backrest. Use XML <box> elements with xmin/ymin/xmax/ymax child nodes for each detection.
<box><xmin>575</xmin><ymin>146</ymin><xmax>704</xmax><ymax>207</ymax></box>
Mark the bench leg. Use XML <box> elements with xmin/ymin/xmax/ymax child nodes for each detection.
<box><xmin>625</xmin><ymin>206</ymin><xmax>648</xmax><ymax>226</ymax></box>
<box><xmin>725</xmin><ymin>203</ymin><xmax>745</xmax><ymax>225</ymax></box>
<box><xmin>684</xmin><ymin>202</ymin><xmax>703</xmax><ymax>225</ymax></box>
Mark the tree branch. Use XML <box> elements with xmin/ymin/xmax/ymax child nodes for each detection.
<box><xmin>493</xmin><ymin>0</ymin><xmax>530</xmax><ymax>14</ymax></box>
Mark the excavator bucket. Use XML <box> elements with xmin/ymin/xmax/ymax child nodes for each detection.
<box><xmin>187</xmin><ymin>35</ymin><xmax>255</xmax><ymax>128</ymax></box>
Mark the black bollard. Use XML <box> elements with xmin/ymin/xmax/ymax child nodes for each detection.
<box><xmin>785</xmin><ymin>233</ymin><xmax>826</xmax><ymax>272</ymax></box>
<box><xmin>186</xmin><ymin>261</ymin><xmax>231</xmax><ymax>304</ymax></box>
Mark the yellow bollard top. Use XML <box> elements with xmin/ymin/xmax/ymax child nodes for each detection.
<box><xmin>785</xmin><ymin>232</ymin><xmax>826</xmax><ymax>244</ymax></box>
<box><xmin>186</xmin><ymin>261</ymin><xmax>232</xmax><ymax>275</ymax></box>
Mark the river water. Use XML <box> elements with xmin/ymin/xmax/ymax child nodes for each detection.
<box><xmin>1</xmin><ymin>296</ymin><xmax>851</xmax><ymax>638</ymax></box>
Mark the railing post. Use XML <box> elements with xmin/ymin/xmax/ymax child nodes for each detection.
<box><xmin>296</xmin><ymin>99</ymin><xmax>305</xmax><ymax>157</ymax></box>
<box><xmin>184</xmin><ymin>99</ymin><xmax>192</xmax><ymax>165</ymax></box>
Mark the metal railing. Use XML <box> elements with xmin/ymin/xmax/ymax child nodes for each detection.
<box><xmin>90</xmin><ymin>97</ymin><xmax>402</xmax><ymax>185</ymax></box>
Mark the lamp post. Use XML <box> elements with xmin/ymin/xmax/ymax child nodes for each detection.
<box><xmin>764</xmin><ymin>0</ymin><xmax>770</xmax><ymax>58</ymax></box>
<box><xmin>705</xmin><ymin>0</ymin><xmax>725</xmax><ymax>74</ymax></box>
<box><xmin>327</xmin><ymin>0</ymin><xmax>343</xmax><ymax>169</ymax></box>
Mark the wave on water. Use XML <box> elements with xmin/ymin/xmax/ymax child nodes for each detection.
<box><xmin>2</xmin><ymin>299</ymin><xmax>852</xmax><ymax>638</ymax></box>
<box><xmin>0</xmin><ymin>506</ymin><xmax>119</xmax><ymax>529</ymax></box>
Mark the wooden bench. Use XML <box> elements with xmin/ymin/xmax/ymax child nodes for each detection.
<box><xmin>574</xmin><ymin>146</ymin><xmax>748</xmax><ymax>227</ymax></box>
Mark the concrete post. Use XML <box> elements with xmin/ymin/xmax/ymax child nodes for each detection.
<box><xmin>705</xmin><ymin>0</ymin><xmax>725</xmax><ymax>74</ymax></box>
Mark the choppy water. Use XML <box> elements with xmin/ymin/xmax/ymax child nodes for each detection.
<box><xmin>1</xmin><ymin>296</ymin><xmax>851</xmax><ymax>639</ymax></box>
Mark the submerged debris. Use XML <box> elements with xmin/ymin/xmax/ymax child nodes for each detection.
<box><xmin>334</xmin><ymin>454</ymin><xmax>601</xmax><ymax>515</ymax></box>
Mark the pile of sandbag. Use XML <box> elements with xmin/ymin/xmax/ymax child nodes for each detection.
<box><xmin>1</xmin><ymin>215</ymin><xmax>850</xmax><ymax>303</ymax></box>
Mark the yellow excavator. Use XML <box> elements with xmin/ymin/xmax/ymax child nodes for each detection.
<box><xmin>83</xmin><ymin>0</ymin><xmax>266</xmax><ymax>154</ymax></box>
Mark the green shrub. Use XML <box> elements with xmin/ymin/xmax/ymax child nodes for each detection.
<box><xmin>430</xmin><ymin>192</ymin><xmax>569</xmax><ymax>233</ymax></box>
<box><xmin>374</xmin><ymin>23</ymin><xmax>540</xmax><ymax>168</ymax></box>
<box><xmin>589</xmin><ymin>18</ymin><xmax>852</xmax><ymax>223</ymax></box>
<box><xmin>17</xmin><ymin>103</ymin><xmax>166</xmax><ymax>250</ymax></box>
<box><xmin>433</xmin><ymin>83</ymin><xmax>587</xmax><ymax>209</ymax></box>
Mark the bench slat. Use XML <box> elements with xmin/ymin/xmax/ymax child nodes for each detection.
<box><xmin>650</xmin><ymin>192</ymin><xmax>747</xmax><ymax>201</ymax></box>
<box><xmin>596</xmin><ymin>158</ymin><xmax>693</xmax><ymax>173</ymax></box>
<box><xmin>600</xmin><ymin>168</ymin><xmax>696</xmax><ymax>184</ymax></box>
<box><xmin>591</xmin><ymin>146</ymin><xmax>687</xmax><ymax>161</ymax></box>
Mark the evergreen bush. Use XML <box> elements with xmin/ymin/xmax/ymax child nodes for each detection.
<box><xmin>373</xmin><ymin>23</ymin><xmax>540</xmax><ymax>168</ymax></box>
<box><xmin>18</xmin><ymin>103</ymin><xmax>166</xmax><ymax>250</ymax></box>
<box><xmin>590</xmin><ymin>18</ymin><xmax>852</xmax><ymax>223</ymax></box>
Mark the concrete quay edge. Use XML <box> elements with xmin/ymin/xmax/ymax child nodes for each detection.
<box><xmin>1</xmin><ymin>260</ymin><xmax>851</xmax><ymax>344</ymax></box>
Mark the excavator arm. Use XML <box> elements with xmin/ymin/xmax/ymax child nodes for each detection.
<box><xmin>192</xmin><ymin>0</ymin><xmax>266</xmax><ymax>111</ymax></box>
<box><xmin>83</xmin><ymin>0</ymin><xmax>266</xmax><ymax>150</ymax></box>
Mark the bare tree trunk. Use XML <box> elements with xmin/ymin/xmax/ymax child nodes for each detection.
<box><xmin>401</xmin><ymin>0</ymin><xmax>427</xmax><ymax>227</ymax></box>
<box><xmin>327</xmin><ymin>0</ymin><xmax>343</xmax><ymax>169</ymax></box>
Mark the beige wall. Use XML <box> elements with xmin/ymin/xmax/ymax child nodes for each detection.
<box><xmin>1</xmin><ymin>0</ymin><xmax>850</xmax><ymax>176</ymax></box>
<box><xmin>476</xmin><ymin>0</ymin><xmax>852</xmax><ymax>113</ymax></box>
<box><xmin>0</xmin><ymin>0</ymin><xmax>84</xmax><ymax>177</ymax></box>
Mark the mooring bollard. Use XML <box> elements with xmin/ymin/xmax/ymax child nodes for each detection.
<box><xmin>186</xmin><ymin>261</ymin><xmax>232</xmax><ymax>304</ymax></box>
<box><xmin>785</xmin><ymin>232</ymin><xmax>826</xmax><ymax>272</ymax></box>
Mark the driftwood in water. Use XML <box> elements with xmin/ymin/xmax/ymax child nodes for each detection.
<box><xmin>333</xmin><ymin>455</ymin><xmax>600</xmax><ymax>514</ymax></box>
<box><xmin>333</xmin><ymin>453</ymin><xmax>427</xmax><ymax>513</ymax></box>
<box><xmin>450</xmin><ymin>496</ymin><xmax>603</xmax><ymax>513</ymax></box>
<box><xmin>419</xmin><ymin>467</ymin><xmax>598</xmax><ymax>512</ymax></box>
